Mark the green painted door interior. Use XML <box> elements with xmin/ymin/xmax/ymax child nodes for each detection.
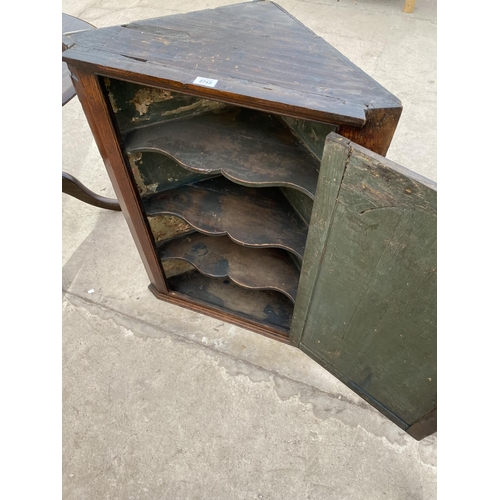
<box><xmin>291</xmin><ymin>133</ymin><xmax>437</xmax><ymax>437</ymax></box>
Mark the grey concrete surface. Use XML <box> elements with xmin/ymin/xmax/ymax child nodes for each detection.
<box><xmin>62</xmin><ymin>1</ymin><xmax>437</xmax><ymax>498</ymax></box>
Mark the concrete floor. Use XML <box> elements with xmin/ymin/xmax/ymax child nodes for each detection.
<box><xmin>62</xmin><ymin>1</ymin><xmax>437</xmax><ymax>498</ymax></box>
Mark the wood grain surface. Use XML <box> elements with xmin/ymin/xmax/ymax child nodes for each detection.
<box><xmin>62</xmin><ymin>1</ymin><xmax>401</xmax><ymax>130</ymax></box>
<box><xmin>142</xmin><ymin>177</ymin><xmax>309</xmax><ymax>259</ymax></box>
<box><xmin>126</xmin><ymin>107</ymin><xmax>320</xmax><ymax>198</ymax></box>
<box><xmin>68</xmin><ymin>68</ymin><xmax>169</xmax><ymax>294</ymax></box>
<box><xmin>158</xmin><ymin>233</ymin><xmax>300</xmax><ymax>302</ymax></box>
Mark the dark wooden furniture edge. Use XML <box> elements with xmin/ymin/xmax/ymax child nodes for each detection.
<box><xmin>301</xmin><ymin>343</ymin><xmax>436</xmax><ymax>440</ymax></box>
<box><xmin>338</xmin><ymin>106</ymin><xmax>402</xmax><ymax>157</ymax></box>
<box><xmin>62</xmin><ymin>59</ymin><xmax>369</xmax><ymax>128</ymax></box>
<box><xmin>64</xmin><ymin>63</ymin><xmax>402</xmax><ymax>159</ymax></box>
<box><xmin>337</xmin><ymin>132</ymin><xmax>437</xmax><ymax>190</ymax></box>
<box><xmin>64</xmin><ymin>60</ymin><xmax>402</xmax><ymax>158</ymax></box>
<box><xmin>63</xmin><ymin>14</ymin><xmax>121</xmax><ymax>211</ymax></box>
<box><xmin>148</xmin><ymin>284</ymin><xmax>291</xmax><ymax>344</ymax></box>
<box><xmin>68</xmin><ymin>66</ymin><xmax>168</xmax><ymax>293</ymax></box>
<box><xmin>61</xmin><ymin>0</ymin><xmax>403</xmax><ymax>129</ymax></box>
<box><xmin>62</xmin><ymin>171</ymin><xmax>121</xmax><ymax>211</ymax></box>
<box><xmin>406</xmin><ymin>408</ymin><xmax>437</xmax><ymax>440</ymax></box>
<box><xmin>298</xmin><ymin>342</ymin><xmax>409</xmax><ymax>431</ymax></box>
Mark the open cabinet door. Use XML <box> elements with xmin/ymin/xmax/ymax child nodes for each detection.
<box><xmin>291</xmin><ymin>133</ymin><xmax>437</xmax><ymax>440</ymax></box>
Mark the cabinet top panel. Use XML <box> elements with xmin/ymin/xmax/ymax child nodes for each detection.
<box><xmin>62</xmin><ymin>1</ymin><xmax>401</xmax><ymax>126</ymax></box>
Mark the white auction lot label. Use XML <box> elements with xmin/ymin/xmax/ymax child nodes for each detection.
<box><xmin>193</xmin><ymin>76</ymin><xmax>218</xmax><ymax>87</ymax></box>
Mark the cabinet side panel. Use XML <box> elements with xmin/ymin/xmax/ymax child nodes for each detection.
<box><xmin>296</xmin><ymin>134</ymin><xmax>436</xmax><ymax>434</ymax></box>
<box><xmin>68</xmin><ymin>67</ymin><xmax>168</xmax><ymax>293</ymax></box>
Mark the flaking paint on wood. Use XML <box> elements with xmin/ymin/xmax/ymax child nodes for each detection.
<box><xmin>293</xmin><ymin>133</ymin><xmax>436</xmax><ymax>434</ymax></box>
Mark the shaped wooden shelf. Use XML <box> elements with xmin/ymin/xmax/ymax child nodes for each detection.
<box><xmin>142</xmin><ymin>176</ymin><xmax>308</xmax><ymax>259</ymax></box>
<box><xmin>167</xmin><ymin>269</ymin><xmax>294</xmax><ymax>335</ymax></box>
<box><xmin>157</xmin><ymin>232</ymin><xmax>299</xmax><ymax>302</ymax></box>
<box><xmin>125</xmin><ymin>107</ymin><xmax>320</xmax><ymax>198</ymax></box>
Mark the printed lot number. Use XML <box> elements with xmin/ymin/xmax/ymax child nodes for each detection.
<box><xmin>193</xmin><ymin>77</ymin><xmax>218</xmax><ymax>88</ymax></box>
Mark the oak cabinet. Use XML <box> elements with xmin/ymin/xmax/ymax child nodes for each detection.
<box><xmin>63</xmin><ymin>1</ymin><xmax>436</xmax><ymax>439</ymax></box>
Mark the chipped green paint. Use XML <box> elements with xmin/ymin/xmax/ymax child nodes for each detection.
<box><xmin>128</xmin><ymin>152</ymin><xmax>149</xmax><ymax>195</ymax></box>
<box><xmin>132</xmin><ymin>87</ymin><xmax>172</xmax><ymax>115</ymax></box>
<box><xmin>291</xmin><ymin>133</ymin><xmax>436</xmax><ymax>432</ymax></box>
<box><xmin>103</xmin><ymin>78</ymin><xmax>230</xmax><ymax>133</ymax></box>
<box><xmin>147</xmin><ymin>215</ymin><xmax>193</xmax><ymax>243</ymax></box>
<box><xmin>281</xmin><ymin>116</ymin><xmax>339</xmax><ymax>160</ymax></box>
<box><xmin>127</xmin><ymin>152</ymin><xmax>217</xmax><ymax>196</ymax></box>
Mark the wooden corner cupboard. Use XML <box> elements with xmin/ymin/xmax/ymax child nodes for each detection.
<box><xmin>63</xmin><ymin>1</ymin><xmax>436</xmax><ymax>440</ymax></box>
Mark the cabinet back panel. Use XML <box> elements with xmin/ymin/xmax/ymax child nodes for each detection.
<box><xmin>281</xmin><ymin>115</ymin><xmax>339</xmax><ymax>160</ymax></box>
<box><xmin>104</xmin><ymin>78</ymin><xmax>231</xmax><ymax>133</ymax></box>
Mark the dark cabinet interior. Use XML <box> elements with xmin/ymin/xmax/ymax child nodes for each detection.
<box><xmin>103</xmin><ymin>78</ymin><xmax>342</xmax><ymax>341</ymax></box>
